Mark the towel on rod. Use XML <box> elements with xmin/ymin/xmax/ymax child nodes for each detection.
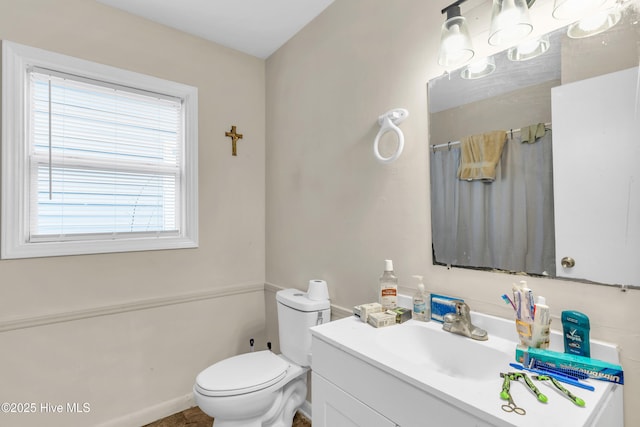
<box><xmin>521</xmin><ymin>123</ymin><xmax>546</xmax><ymax>143</ymax></box>
<box><xmin>457</xmin><ymin>130</ymin><xmax>507</xmax><ymax>182</ymax></box>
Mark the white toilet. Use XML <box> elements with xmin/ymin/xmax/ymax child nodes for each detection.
<box><xmin>193</xmin><ymin>287</ymin><xmax>331</xmax><ymax>427</ymax></box>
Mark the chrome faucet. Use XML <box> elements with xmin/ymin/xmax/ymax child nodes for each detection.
<box><xmin>442</xmin><ymin>301</ymin><xmax>488</xmax><ymax>341</ymax></box>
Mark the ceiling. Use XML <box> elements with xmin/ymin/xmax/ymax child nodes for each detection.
<box><xmin>96</xmin><ymin>0</ymin><xmax>335</xmax><ymax>59</ymax></box>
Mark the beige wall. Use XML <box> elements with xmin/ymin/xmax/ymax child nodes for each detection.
<box><xmin>430</xmin><ymin>80</ymin><xmax>557</xmax><ymax>145</ymax></box>
<box><xmin>0</xmin><ymin>1</ymin><xmax>266</xmax><ymax>426</ymax></box>
<box><xmin>2</xmin><ymin>0</ymin><xmax>638</xmax><ymax>425</ymax></box>
<box><xmin>265</xmin><ymin>0</ymin><xmax>640</xmax><ymax>425</ymax></box>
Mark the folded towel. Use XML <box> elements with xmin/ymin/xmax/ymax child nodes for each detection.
<box><xmin>521</xmin><ymin>123</ymin><xmax>546</xmax><ymax>144</ymax></box>
<box><xmin>457</xmin><ymin>130</ymin><xmax>507</xmax><ymax>182</ymax></box>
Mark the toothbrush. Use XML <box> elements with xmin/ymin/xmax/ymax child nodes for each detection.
<box><xmin>512</xmin><ymin>288</ymin><xmax>522</xmax><ymax>320</ymax></box>
<box><xmin>526</xmin><ymin>353</ymin><xmax>590</xmax><ymax>380</ymax></box>
<box><xmin>531</xmin><ymin>359</ymin><xmax>590</xmax><ymax>380</ymax></box>
<box><xmin>509</xmin><ymin>363</ymin><xmax>595</xmax><ymax>392</ymax></box>
<box><xmin>501</xmin><ymin>294</ymin><xmax>516</xmax><ymax>311</ymax></box>
<box><xmin>520</xmin><ymin>281</ymin><xmax>534</xmax><ymax>322</ymax></box>
<box><xmin>523</xmin><ymin>353</ymin><xmax>592</xmax><ymax>386</ymax></box>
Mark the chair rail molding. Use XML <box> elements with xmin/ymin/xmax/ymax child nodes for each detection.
<box><xmin>0</xmin><ymin>282</ymin><xmax>264</xmax><ymax>332</ymax></box>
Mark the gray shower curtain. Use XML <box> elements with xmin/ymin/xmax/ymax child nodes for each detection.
<box><xmin>430</xmin><ymin>132</ymin><xmax>556</xmax><ymax>276</ymax></box>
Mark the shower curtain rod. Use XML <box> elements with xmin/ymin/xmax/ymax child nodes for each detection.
<box><xmin>430</xmin><ymin>122</ymin><xmax>552</xmax><ymax>151</ymax></box>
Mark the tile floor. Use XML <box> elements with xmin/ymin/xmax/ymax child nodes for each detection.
<box><xmin>143</xmin><ymin>406</ymin><xmax>311</xmax><ymax>427</ymax></box>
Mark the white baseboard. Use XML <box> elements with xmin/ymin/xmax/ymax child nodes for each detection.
<box><xmin>94</xmin><ymin>393</ymin><xmax>310</xmax><ymax>427</ymax></box>
<box><xmin>94</xmin><ymin>393</ymin><xmax>195</xmax><ymax>427</ymax></box>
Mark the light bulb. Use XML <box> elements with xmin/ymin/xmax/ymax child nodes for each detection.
<box><xmin>552</xmin><ymin>0</ymin><xmax>607</xmax><ymax>20</ymax></box>
<box><xmin>461</xmin><ymin>57</ymin><xmax>496</xmax><ymax>79</ymax></box>
<box><xmin>577</xmin><ymin>11</ymin><xmax>610</xmax><ymax>31</ymax></box>
<box><xmin>488</xmin><ymin>0</ymin><xmax>533</xmax><ymax>47</ymax></box>
<box><xmin>438</xmin><ymin>15</ymin><xmax>475</xmax><ymax>67</ymax></box>
<box><xmin>507</xmin><ymin>35</ymin><xmax>550</xmax><ymax>61</ymax></box>
<box><xmin>567</xmin><ymin>5</ymin><xmax>622</xmax><ymax>38</ymax></box>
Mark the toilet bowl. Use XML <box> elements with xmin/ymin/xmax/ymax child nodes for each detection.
<box><xmin>193</xmin><ymin>287</ymin><xmax>330</xmax><ymax>427</ymax></box>
<box><xmin>193</xmin><ymin>351</ymin><xmax>307</xmax><ymax>427</ymax></box>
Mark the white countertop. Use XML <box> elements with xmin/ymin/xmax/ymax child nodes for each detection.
<box><xmin>311</xmin><ymin>312</ymin><xmax>621</xmax><ymax>427</ymax></box>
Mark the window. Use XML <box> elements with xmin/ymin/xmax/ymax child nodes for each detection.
<box><xmin>2</xmin><ymin>41</ymin><xmax>198</xmax><ymax>258</ymax></box>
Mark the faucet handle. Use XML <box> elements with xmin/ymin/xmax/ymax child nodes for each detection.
<box><xmin>455</xmin><ymin>300</ymin><xmax>469</xmax><ymax>314</ymax></box>
<box><xmin>443</xmin><ymin>312</ymin><xmax>457</xmax><ymax>323</ymax></box>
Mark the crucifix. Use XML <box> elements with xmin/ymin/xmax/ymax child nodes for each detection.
<box><xmin>225</xmin><ymin>125</ymin><xmax>244</xmax><ymax>156</ymax></box>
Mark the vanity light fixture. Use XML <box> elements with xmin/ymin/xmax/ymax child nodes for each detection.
<box><xmin>488</xmin><ymin>0</ymin><xmax>534</xmax><ymax>47</ymax></box>
<box><xmin>438</xmin><ymin>0</ymin><xmax>475</xmax><ymax>68</ymax></box>
<box><xmin>460</xmin><ymin>57</ymin><xmax>497</xmax><ymax>79</ymax></box>
<box><xmin>507</xmin><ymin>34</ymin><xmax>550</xmax><ymax>60</ymax></box>
<box><xmin>566</xmin><ymin>1</ymin><xmax>623</xmax><ymax>38</ymax></box>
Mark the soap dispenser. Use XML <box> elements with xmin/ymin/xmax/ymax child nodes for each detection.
<box><xmin>412</xmin><ymin>275</ymin><xmax>431</xmax><ymax>322</ymax></box>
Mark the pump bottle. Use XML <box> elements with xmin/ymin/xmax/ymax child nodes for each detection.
<box><xmin>412</xmin><ymin>275</ymin><xmax>431</xmax><ymax>322</ymax></box>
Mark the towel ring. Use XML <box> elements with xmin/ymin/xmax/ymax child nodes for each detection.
<box><xmin>373</xmin><ymin>108</ymin><xmax>409</xmax><ymax>164</ymax></box>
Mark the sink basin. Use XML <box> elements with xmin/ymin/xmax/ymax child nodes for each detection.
<box><xmin>375</xmin><ymin>322</ymin><xmax>514</xmax><ymax>381</ymax></box>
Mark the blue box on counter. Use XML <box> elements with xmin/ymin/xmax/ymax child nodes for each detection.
<box><xmin>516</xmin><ymin>346</ymin><xmax>624</xmax><ymax>384</ymax></box>
<box><xmin>430</xmin><ymin>294</ymin><xmax>463</xmax><ymax>323</ymax></box>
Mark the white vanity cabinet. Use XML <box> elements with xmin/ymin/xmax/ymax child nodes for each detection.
<box><xmin>311</xmin><ymin>316</ymin><xmax>623</xmax><ymax>427</ymax></box>
<box><xmin>313</xmin><ymin>373</ymin><xmax>397</xmax><ymax>427</ymax></box>
<box><xmin>312</xmin><ymin>334</ymin><xmax>494</xmax><ymax>427</ymax></box>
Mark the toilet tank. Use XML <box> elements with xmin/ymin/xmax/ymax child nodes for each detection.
<box><xmin>276</xmin><ymin>288</ymin><xmax>330</xmax><ymax>367</ymax></box>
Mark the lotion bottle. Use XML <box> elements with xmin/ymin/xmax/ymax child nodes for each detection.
<box><xmin>379</xmin><ymin>260</ymin><xmax>398</xmax><ymax>310</ymax></box>
<box><xmin>412</xmin><ymin>275</ymin><xmax>431</xmax><ymax>322</ymax></box>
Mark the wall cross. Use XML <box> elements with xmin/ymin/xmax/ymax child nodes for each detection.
<box><xmin>225</xmin><ymin>125</ymin><xmax>244</xmax><ymax>156</ymax></box>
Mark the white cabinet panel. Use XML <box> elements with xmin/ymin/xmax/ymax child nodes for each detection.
<box><xmin>552</xmin><ymin>66</ymin><xmax>640</xmax><ymax>286</ymax></box>
<box><xmin>313</xmin><ymin>373</ymin><xmax>396</xmax><ymax>427</ymax></box>
<box><xmin>312</xmin><ymin>334</ymin><xmax>494</xmax><ymax>427</ymax></box>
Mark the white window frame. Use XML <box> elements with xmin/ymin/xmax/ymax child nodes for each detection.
<box><xmin>2</xmin><ymin>41</ymin><xmax>198</xmax><ymax>259</ymax></box>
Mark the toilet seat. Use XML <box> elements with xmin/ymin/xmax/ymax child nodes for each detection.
<box><xmin>195</xmin><ymin>351</ymin><xmax>289</xmax><ymax>397</ymax></box>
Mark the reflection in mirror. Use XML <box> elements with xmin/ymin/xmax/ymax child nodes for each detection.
<box><xmin>428</xmin><ymin>4</ymin><xmax>639</xmax><ymax>287</ymax></box>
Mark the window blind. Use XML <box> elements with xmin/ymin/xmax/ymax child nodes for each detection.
<box><xmin>28</xmin><ymin>70</ymin><xmax>183</xmax><ymax>240</ymax></box>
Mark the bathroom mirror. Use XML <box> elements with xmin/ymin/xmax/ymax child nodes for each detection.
<box><xmin>427</xmin><ymin>4</ymin><xmax>640</xmax><ymax>287</ymax></box>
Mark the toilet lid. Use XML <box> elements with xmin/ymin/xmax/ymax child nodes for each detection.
<box><xmin>195</xmin><ymin>350</ymin><xmax>289</xmax><ymax>397</ymax></box>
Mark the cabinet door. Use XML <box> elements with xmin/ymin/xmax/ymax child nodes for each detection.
<box><xmin>552</xmin><ymin>66</ymin><xmax>640</xmax><ymax>285</ymax></box>
<box><xmin>313</xmin><ymin>373</ymin><xmax>397</xmax><ymax>427</ymax></box>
